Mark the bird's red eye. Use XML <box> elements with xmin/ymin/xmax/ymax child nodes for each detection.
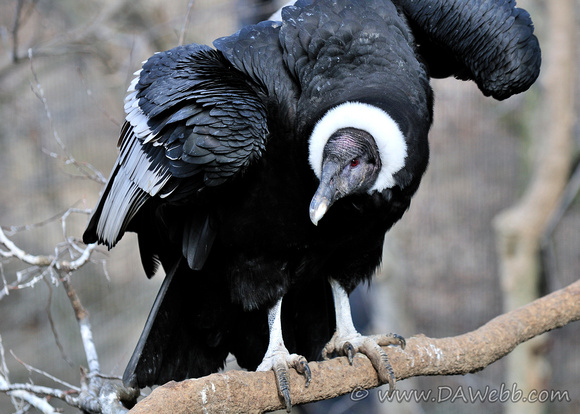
<box><xmin>350</xmin><ymin>159</ymin><xmax>360</xmax><ymax>167</ymax></box>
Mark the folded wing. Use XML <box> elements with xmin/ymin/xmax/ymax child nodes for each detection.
<box><xmin>83</xmin><ymin>44</ymin><xmax>269</xmax><ymax>273</ymax></box>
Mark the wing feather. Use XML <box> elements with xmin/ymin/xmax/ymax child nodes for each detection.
<box><xmin>83</xmin><ymin>43</ymin><xmax>271</xmax><ymax>263</ymax></box>
<box><xmin>394</xmin><ymin>0</ymin><xmax>541</xmax><ymax>100</ymax></box>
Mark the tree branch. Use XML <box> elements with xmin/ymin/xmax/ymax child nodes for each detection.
<box><xmin>0</xmin><ymin>214</ymin><xmax>138</xmax><ymax>413</ymax></box>
<box><xmin>130</xmin><ymin>279</ymin><xmax>580</xmax><ymax>413</ymax></box>
<box><xmin>0</xmin><ymin>224</ymin><xmax>97</xmax><ymax>284</ymax></box>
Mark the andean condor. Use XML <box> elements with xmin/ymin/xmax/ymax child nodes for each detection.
<box><xmin>83</xmin><ymin>0</ymin><xmax>541</xmax><ymax>409</ymax></box>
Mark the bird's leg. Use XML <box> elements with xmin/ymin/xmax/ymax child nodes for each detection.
<box><xmin>256</xmin><ymin>297</ymin><xmax>311</xmax><ymax>412</ymax></box>
<box><xmin>322</xmin><ymin>278</ymin><xmax>405</xmax><ymax>394</ymax></box>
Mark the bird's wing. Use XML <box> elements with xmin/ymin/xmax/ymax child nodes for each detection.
<box><xmin>83</xmin><ymin>44</ymin><xmax>271</xmax><ymax>271</ymax></box>
<box><xmin>214</xmin><ymin>20</ymin><xmax>299</xmax><ymax>128</ymax></box>
<box><xmin>126</xmin><ymin>44</ymin><xmax>270</xmax><ymax>186</ymax></box>
<box><xmin>393</xmin><ymin>0</ymin><xmax>541</xmax><ymax>100</ymax></box>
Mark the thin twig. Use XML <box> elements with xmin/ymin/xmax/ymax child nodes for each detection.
<box><xmin>9</xmin><ymin>350</ymin><xmax>80</xmax><ymax>392</ymax></box>
<box><xmin>11</xmin><ymin>0</ymin><xmax>25</xmax><ymax>63</ymax></box>
<box><xmin>43</xmin><ymin>277</ymin><xmax>76</xmax><ymax>367</ymax></box>
<box><xmin>77</xmin><ymin>67</ymin><xmax>122</xmax><ymax>129</ymax></box>
<box><xmin>42</xmin><ymin>148</ymin><xmax>108</xmax><ymax>184</ymax></box>
<box><xmin>11</xmin><ymin>0</ymin><xmax>40</xmax><ymax>62</ymax></box>
<box><xmin>3</xmin><ymin>389</ymin><xmax>58</xmax><ymax>414</ymax></box>
<box><xmin>0</xmin><ymin>335</ymin><xmax>9</xmax><ymax>380</ymax></box>
<box><xmin>1</xmin><ymin>205</ymin><xmax>88</xmax><ymax>237</ymax></box>
<box><xmin>28</xmin><ymin>49</ymin><xmax>106</xmax><ymax>184</ymax></box>
<box><xmin>0</xmin><ymin>264</ymin><xmax>8</xmax><ymax>297</ymax></box>
<box><xmin>178</xmin><ymin>0</ymin><xmax>195</xmax><ymax>45</ymax></box>
<box><xmin>0</xmin><ymin>336</ymin><xmax>67</xmax><ymax>414</ymax></box>
<box><xmin>0</xmin><ymin>381</ymin><xmax>80</xmax><ymax>408</ymax></box>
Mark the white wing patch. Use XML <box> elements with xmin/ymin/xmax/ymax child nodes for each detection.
<box><xmin>96</xmin><ymin>132</ymin><xmax>171</xmax><ymax>246</ymax></box>
<box><xmin>124</xmin><ymin>69</ymin><xmax>159</xmax><ymax>144</ymax></box>
<box><xmin>308</xmin><ymin>101</ymin><xmax>407</xmax><ymax>192</ymax></box>
<box><xmin>94</xmin><ymin>68</ymin><xmax>171</xmax><ymax>246</ymax></box>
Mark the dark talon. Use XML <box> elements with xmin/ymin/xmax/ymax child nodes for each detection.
<box><xmin>381</xmin><ymin>350</ymin><xmax>396</xmax><ymax>392</ymax></box>
<box><xmin>372</xmin><ymin>332</ymin><xmax>406</xmax><ymax>349</ymax></box>
<box><xmin>394</xmin><ymin>333</ymin><xmax>406</xmax><ymax>349</ymax></box>
<box><xmin>294</xmin><ymin>358</ymin><xmax>312</xmax><ymax>387</ymax></box>
<box><xmin>343</xmin><ymin>341</ymin><xmax>355</xmax><ymax>365</ymax></box>
<box><xmin>387</xmin><ymin>383</ymin><xmax>395</xmax><ymax>398</ymax></box>
<box><xmin>274</xmin><ymin>365</ymin><xmax>292</xmax><ymax>412</ymax></box>
<box><xmin>282</xmin><ymin>389</ymin><xmax>292</xmax><ymax>413</ymax></box>
<box><xmin>303</xmin><ymin>361</ymin><xmax>311</xmax><ymax>387</ymax></box>
<box><xmin>386</xmin><ymin>357</ymin><xmax>396</xmax><ymax>397</ymax></box>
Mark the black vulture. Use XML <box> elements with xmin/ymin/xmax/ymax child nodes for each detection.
<box><xmin>83</xmin><ymin>0</ymin><xmax>541</xmax><ymax>410</ymax></box>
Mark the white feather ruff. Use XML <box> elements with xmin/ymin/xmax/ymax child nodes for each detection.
<box><xmin>308</xmin><ymin>102</ymin><xmax>407</xmax><ymax>192</ymax></box>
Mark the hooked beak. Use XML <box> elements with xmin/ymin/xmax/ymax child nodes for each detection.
<box><xmin>309</xmin><ymin>193</ymin><xmax>329</xmax><ymax>226</ymax></box>
<box><xmin>309</xmin><ymin>161</ymin><xmax>341</xmax><ymax>226</ymax></box>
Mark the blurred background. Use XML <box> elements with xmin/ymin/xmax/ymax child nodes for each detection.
<box><xmin>0</xmin><ymin>0</ymin><xmax>578</xmax><ymax>413</ymax></box>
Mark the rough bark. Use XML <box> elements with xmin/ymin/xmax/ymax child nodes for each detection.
<box><xmin>129</xmin><ymin>279</ymin><xmax>580</xmax><ymax>414</ymax></box>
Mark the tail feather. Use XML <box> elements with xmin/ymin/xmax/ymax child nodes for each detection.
<box><xmin>122</xmin><ymin>258</ymin><xmax>231</xmax><ymax>388</ymax></box>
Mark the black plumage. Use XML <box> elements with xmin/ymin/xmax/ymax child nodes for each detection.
<box><xmin>83</xmin><ymin>0</ymin><xmax>540</xmax><ymax>409</ymax></box>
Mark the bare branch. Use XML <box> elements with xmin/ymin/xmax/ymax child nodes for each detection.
<box><xmin>0</xmin><ymin>335</ymin><xmax>70</xmax><ymax>414</ymax></box>
<box><xmin>3</xmin><ymin>390</ymin><xmax>58</xmax><ymax>414</ymax></box>
<box><xmin>1</xmin><ymin>0</ymin><xmax>138</xmax><ymax>69</ymax></box>
<box><xmin>0</xmin><ymin>336</ymin><xmax>9</xmax><ymax>381</ymax></box>
<box><xmin>0</xmin><ymin>381</ymin><xmax>80</xmax><ymax>408</ymax></box>
<box><xmin>0</xmin><ymin>264</ymin><xmax>7</xmax><ymax>297</ymax></box>
<box><xmin>130</xmin><ymin>279</ymin><xmax>580</xmax><ymax>413</ymax></box>
<box><xmin>28</xmin><ymin>49</ymin><xmax>107</xmax><ymax>184</ymax></box>
<box><xmin>60</xmin><ymin>275</ymin><xmax>138</xmax><ymax>413</ymax></box>
<box><xmin>0</xmin><ymin>202</ymin><xmax>134</xmax><ymax>411</ymax></box>
<box><xmin>0</xmin><ymin>224</ymin><xmax>98</xmax><ymax>276</ymax></box>
<box><xmin>0</xmin><ymin>225</ymin><xmax>52</xmax><ymax>267</ymax></box>
<box><xmin>0</xmin><ymin>207</ymin><xmax>97</xmax><ymax>298</ymax></box>
<box><xmin>0</xmin><ymin>223</ymin><xmax>137</xmax><ymax>413</ymax></box>
<box><xmin>62</xmin><ymin>277</ymin><xmax>100</xmax><ymax>374</ymax></box>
